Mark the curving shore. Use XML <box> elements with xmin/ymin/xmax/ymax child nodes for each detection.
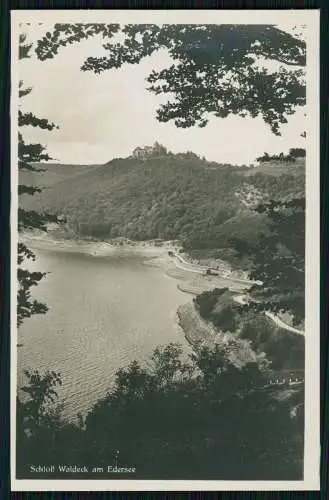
<box><xmin>19</xmin><ymin>233</ymin><xmax>173</xmax><ymax>260</ymax></box>
<box><xmin>20</xmin><ymin>232</ymin><xmax>304</xmax><ymax>348</ymax></box>
<box><xmin>21</xmin><ymin>232</ymin><xmax>252</xmax><ymax>295</ymax></box>
<box><xmin>177</xmin><ymin>302</ymin><xmax>267</xmax><ymax>368</ymax></box>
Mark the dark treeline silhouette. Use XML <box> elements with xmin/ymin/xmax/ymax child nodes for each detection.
<box><xmin>17</xmin><ymin>341</ymin><xmax>304</xmax><ymax>480</ymax></box>
<box><xmin>289</xmin><ymin>148</ymin><xmax>306</xmax><ymax>158</ymax></box>
<box><xmin>256</xmin><ymin>148</ymin><xmax>306</xmax><ymax>163</ymax></box>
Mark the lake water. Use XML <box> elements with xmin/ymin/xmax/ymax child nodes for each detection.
<box><xmin>17</xmin><ymin>247</ymin><xmax>190</xmax><ymax>420</ymax></box>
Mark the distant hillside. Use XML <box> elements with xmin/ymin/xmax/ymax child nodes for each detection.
<box><xmin>19</xmin><ymin>153</ymin><xmax>305</xmax><ymax>260</ymax></box>
<box><xmin>19</xmin><ymin>163</ymin><xmax>100</xmax><ymax>188</ymax></box>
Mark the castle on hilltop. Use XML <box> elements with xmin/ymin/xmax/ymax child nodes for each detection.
<box><xmin>132</xmin><ymin>142</ymin><xmax>167</xmax><ymax>160</ymax></box>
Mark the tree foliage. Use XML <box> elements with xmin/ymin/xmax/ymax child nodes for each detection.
<box><xmin>19</xmin><ymin>369</ymin><xmax>62</xmax><ymax>430</ymax></box>
<box><xmin>17</xmin><ymin>35</ymin><xmax>59</xmax><ymax>327</ymax></box>
<box><xmin>35</xmin><ymin>23</ymin><xmax>305</xmax><ymax>135</ymax></box>
<box><xmin>289</xmin><ymin>147</ymin><xmax>306</xmax><ymax>158</ymax></box>
<box><xmin>231</xmin><ymin>197</ymin><xmax>305</xmax><ymax>325</ymax></box>
<box><xmin>250</xmin><ymin>198</ymin><xmax>305</xmax><ymax>324</ymax></box>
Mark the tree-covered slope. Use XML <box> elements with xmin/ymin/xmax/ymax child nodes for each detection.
<box><xmin>19</xmin><ymin>153</ymin><xmax>304</xmax><ymax>253</ymax></box>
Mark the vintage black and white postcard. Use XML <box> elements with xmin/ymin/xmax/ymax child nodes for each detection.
<box><xmin>11</xmin><ymin>9</ymin><xmax>320</xmax><ymax>491</ymax></box>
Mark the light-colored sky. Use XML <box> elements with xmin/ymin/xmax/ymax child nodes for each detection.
<box><xmin>18</xmin><ymin>23</ymin><xmax>306</xmax><ymax>166</ymax></box>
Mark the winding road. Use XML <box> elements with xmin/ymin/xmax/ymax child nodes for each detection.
<box><xmin>172</xmin><ymin>253</ymin><xmax>305</xmax><ymax>336</ymax></box>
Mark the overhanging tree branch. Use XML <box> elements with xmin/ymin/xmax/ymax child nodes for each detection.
<box><xmin>35</xmin><ymin>23</ymin><xmax>306</xmax><ymax>136</ymax></box>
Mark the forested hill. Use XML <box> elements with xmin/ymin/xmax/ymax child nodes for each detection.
<box><xmin>19</xmin><ymin>152</ymin><xmax>305</xmax><ymax>256</ymax></box>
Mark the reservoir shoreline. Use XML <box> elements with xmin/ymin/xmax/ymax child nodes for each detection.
<box><xmin>18</xmin><ymin>233</ymin><xmax>254</xmax><ymax>354</ymax></box>
<box><xmin>20</xmin><ymin>232</ymin><xmax>304</xmax><ymax>359</ymax></box>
